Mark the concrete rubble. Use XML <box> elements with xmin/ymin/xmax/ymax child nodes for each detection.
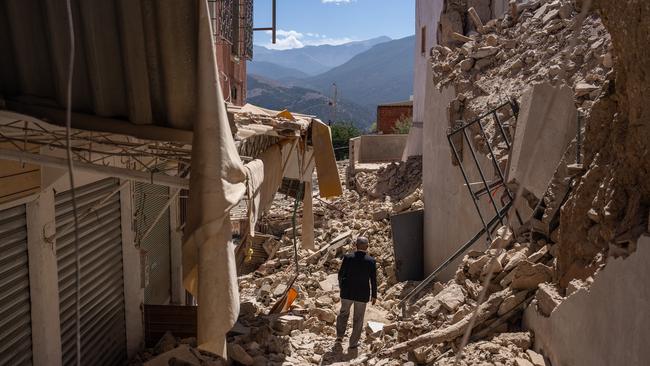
<box><xmin>129</xmin><ymin>1</ymin><xmax>648</xmax><ymax>365</ymax></box>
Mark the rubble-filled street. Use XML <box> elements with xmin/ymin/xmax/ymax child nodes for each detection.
<box><xmin>132</xmin><ymin>1</ymin><xmax>650</xmax><ymax>365</ymax></box>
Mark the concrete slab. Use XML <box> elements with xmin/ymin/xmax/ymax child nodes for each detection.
<box><xmin>523</xmin><ymin>235</ymin><xmax>650</xmax><ymax>366</ymax></box>
<box><xmin>507</xmin><ymin>83</ymin><xmax>577</xmax><ymax>223</ymax></box>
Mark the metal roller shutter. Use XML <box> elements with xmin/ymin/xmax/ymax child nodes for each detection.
<box><xmin>55</xmin><ymin>178</ymin><xmax>127</xmax><ymax>366</ymax></box>
<box><xmin>0</xmin><ymin>204</ymin><xmax>33</xmax><ymax>365</ymax></box>
<box><xmin>134</xmin><ymin>183</ymin><xmax>171</xmax><ymax>305</ymax></box>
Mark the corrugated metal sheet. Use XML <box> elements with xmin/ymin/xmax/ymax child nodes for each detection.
<box><xmin>0</xmin><ymin>0</ymin><xmax>202</xmax><ymax>131</ymax></box>
<box><xmin>0</xmin><ymin>204</ymin><xmax>33</xmax><ymax>365</ymax></box>
<box><xmin>55</xmin><ymin>178</ymin><xmax>127</xmax><ymax>366</ymax></box>
<box><xmin>134</xmin><ymin>182</ymin><xmax>171</xmax><ymax>305</ymax></box>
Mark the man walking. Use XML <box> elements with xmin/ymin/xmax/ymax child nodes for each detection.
<box><xmin>336</xmin><ymin>236</ymin><xmax>377</xmax><ymax>349</ymax></box>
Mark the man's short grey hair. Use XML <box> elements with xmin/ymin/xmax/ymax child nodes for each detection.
<box><xmin>356</xmin><ymin>237</ymin><xmax>369</xmax><ymax>246</ymax></box>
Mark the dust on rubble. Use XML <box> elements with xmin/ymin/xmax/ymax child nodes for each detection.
<box><xmin>432</xmin><ymin>0</ymin><xmax>611</xmax><ymax>124</ymax></box>
<box><xmin>354</xmin><ymin>156</ymin><xmax>423</xmax><ymax>201</ymax></box>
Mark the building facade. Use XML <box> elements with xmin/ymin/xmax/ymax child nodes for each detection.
<box><xmin>376</xmin><ymin>100</ymin><xmax>413</xmax><ymax>134</ymax></box>
<box><xmin>210</xmin><ymin>0</ymin><xmax>254</xmax><ymax>106</ymax></box>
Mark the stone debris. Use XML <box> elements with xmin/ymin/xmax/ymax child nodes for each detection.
<box><xmin>354</xmin><ymin>155</ymin><xmax>422</xmax><ymax>201</ymax></box>
<box><xmin>129</xmin><ymin>1</ymin><xmax>622</xmax><ymax>364</ymax></box>
<box><xmin>132</xmin><ymin>336</ymin><xmax>226</xmax><ymax>366</ymax></box>
<box><xmin>431</xmin><ymin>0</ymin><xmax>612</xmax><ymax>129</ymax></box>
<box><xmin>535</xmin><ymin>283</ymin><xmax>564</xmax><ymax>316</ymax></box>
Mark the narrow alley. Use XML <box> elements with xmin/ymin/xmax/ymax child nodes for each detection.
<box><xmin>0</xmin><ymin>1</ymin><xmax>648</xmax><ymax>366</ymax></box>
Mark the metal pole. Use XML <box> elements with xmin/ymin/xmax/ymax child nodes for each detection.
<box><xmin>492</xmin><ymin>111</ymin><xmax>511</xmax><ymax>150</ymax></box>
<box><xmin>0</xmin><ymin>148</ymin><xmax>189</xmax><ymax>189</ymax></box>
<box><xmin>448</xmin><ymin>133</ymin><xmax>491</xmax><ymax>240</ymax></box>
<box><xmin>461</xmin><ymin>128</ymin><xmax>504</xmax><ymax>230</ymax></box>
<box><xmin>399</xmin><ymin>201</ymin><xmax>512</xmax><ymax>309</ymax></box>
<box><xmin>272</xmin><ymin>0</ymin><xmax>277</xmax><ymax>44</ymax></box>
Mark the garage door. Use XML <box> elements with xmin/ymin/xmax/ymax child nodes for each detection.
<box><xmin>55</xmin><ymin>178</ymin><xmax>127</xmax><ymax>366</ymax></box>
<box><xmin>0</xmin><ymin>204</ymin><xmax>33</xmax><ymax>365</ymax></box>
<box><xmin>134</xmin><ymin>182</ymin><xmax>171</xmax><ymax>304</ymax></box>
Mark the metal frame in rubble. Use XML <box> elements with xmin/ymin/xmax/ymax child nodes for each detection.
<box><xmin>399</xmin><ymin>99</ymin><xmax>521</xmax><ymax>311</ymax></box>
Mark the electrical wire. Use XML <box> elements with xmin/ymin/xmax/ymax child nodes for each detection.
<box><xmin>64</xmin><ymin>1</ymin><xmax>82</xmax><ymax>365</ymax></box>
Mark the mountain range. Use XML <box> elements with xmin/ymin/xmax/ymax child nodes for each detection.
<box><xmin>252</xmin><ymin>36</ymin><xmax>391</xmax><ymax>76</ymax></box>
<box><xmin>247</xmin><ymin>35</ymin><xmax>415</xmax><ymax>130</ymax></box>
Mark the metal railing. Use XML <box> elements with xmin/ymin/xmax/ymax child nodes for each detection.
<box><xmin>399</xmin><ymin>99</ymin><xmax>521</xmax><ymax>310</ymax></box>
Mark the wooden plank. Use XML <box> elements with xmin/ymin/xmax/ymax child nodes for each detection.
<box><xmin>311</xmin><ymin>119</ymin><xmax>342</xmax><ymax>198</ymax></box>
<box><xmin>0</xmin><ymin>165</ymin><xmax>40</xmax><ymax>204</ymax></box>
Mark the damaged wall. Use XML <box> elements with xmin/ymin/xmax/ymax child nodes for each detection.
<box><xmin>557</xmin><ymin>0</ymin><xmax>650</xmax><ymax>285</ymax></box>
<box><xmin>524</xmin><ymin>234</ymin><xmax>650</xmax><ymax>366</ymax></box>
<box><xmin>422</xmin><ymin>73</ymin><xmax>497</xmax><ymax>279</ymax></box>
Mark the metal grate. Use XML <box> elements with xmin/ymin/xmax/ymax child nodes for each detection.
<box><xmin>242</xmin><ymin>0</ymin><xmax>254</xmax><ymax>60</ymax></box>
<box><xmin>134</xmin><ymin>183</ymin><xmax>171</xmax><ymax>305</ymax></box>
<box><xmin>446</xmin><ymin>99</ymin><xmax>521</xmax><ymax>242</ymax></box>
<box><xmin>0</xmin><ymin>204</ymin><xmax>33</xmax><ymax>365</ymax></box>
<box><xmin>208</xmin><ymin>0</ymin><xmax>235</xmax><ymax>44</ymax></box>
<box><xmin>56</xmin><ymin>178</ymin><xmax>127</xmax><ymax>366</ymax></box>
<box><xmin>399</xmin><ymin>100</ymin><xmax>521</xmax><ymax>310</ymax></box>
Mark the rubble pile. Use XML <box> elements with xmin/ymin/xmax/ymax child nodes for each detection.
<box><xmin>131</xmin><ymin>332</ymin><xmax>226</xmax><ymax>366</ymax></box>
<box><xmin>358</xmin><ymin>222</ymin><xmax>595</xmax><ymax>365</ymax></box>
<box><xmin>434</xmin><ymin>332</ymin><xmax>544</xmax><ymax>366</ymax></box>
<box><xmin>431</xmin><ymin>0</ymin><xmax>611</xmax><ymax>120</ymax></box>
<box><xmin>354</xmin><ymin>156</ymin><xmax>423</xmax><ymax>201</ymax></box>
<box><xmin>220</xmin><ymin>162</ymin><xmax>416</xmax><ymax>365</ymax></box>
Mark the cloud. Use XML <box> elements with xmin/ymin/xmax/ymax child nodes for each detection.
<box><xmin>261</xmin><ymin>29</ymin><xmax>355</xmax><ymax>50</ymax></box>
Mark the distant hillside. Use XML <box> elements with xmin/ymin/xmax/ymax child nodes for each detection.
<box><xmin>247</xmin><ymin>61</ymin><xmax>309</xmax><ymax>80</ymax></box>
<box><xmin>251</xmin><ymin>36</ymin><xmax>391</xmax><ymax>76</ymax></box>
<box><xmin>297</xmin><ymin>35</ymin><xmax>415</xmax><ymax>110</ymax></box>
<box><xmin>247</xmin><ymin>74</ymin><xmax>374</xmax><ymax>130</ymax></box>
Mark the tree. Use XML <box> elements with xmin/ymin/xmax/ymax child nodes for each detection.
<box><xmin>368</xmin><ymin>121</ymin><xmax>377</xmax><ymax>134</ymax></box>
<box><xmin>329</xmin><ymin>122</ymin><xmax>361</xmax><ymax>160</ymax></box>
<box><xmin>392</xmin><ymin>115</ymin><xmax>412</xmax><ymax>134</ymax></box>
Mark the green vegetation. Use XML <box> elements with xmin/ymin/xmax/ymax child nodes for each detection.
<box><xmin>368</xmin><ymin>121</ymin><xmax>377</xmax><ymax>134</ymax></box>
<box><xmin>330</xmin><ymin>122</ymin><xmax>361</xmax><ymax>160</ymax></box>
<box><xmin>392</xmin><ymin>115</ymin><xmax>412</xmax><ymax>134</ymax></box>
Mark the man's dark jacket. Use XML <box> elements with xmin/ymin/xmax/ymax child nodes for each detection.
<box><xmin>338</xmin><ymin>251</ymin><xmax>377</xmax><ymax>303</ymax></box>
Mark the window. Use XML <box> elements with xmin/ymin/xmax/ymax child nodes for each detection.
<box><xmin>421</xmin><ymin>26</ymin><xmax>427</xmax><ymax>55</ymax></box>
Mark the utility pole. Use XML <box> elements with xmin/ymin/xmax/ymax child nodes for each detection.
<box><xmin>328</xmin><ymin>82</ymin><xmax>337</xmax><ymax>126</ymax></box>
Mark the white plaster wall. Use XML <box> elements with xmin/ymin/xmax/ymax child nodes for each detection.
<box><xmin>422</xmin><ymin>71</ymin><xmax>499</xmax><ymax>280</ymax></box>
<box><xmin>524</xmin><ymin>235</ymin><xmax>650</xmax><ymax>366</ymax></box>
<box><xmin>414</xmin><ymin>0</ymin><xmax>444</xmax><ymax>125</ymax></box>
<box><xmin>120</xmin><ymin>181</ymin><xmax>145</xmax><ymax>356</ymax></box>
<box><xmin>26</xmin><ymin>190</ymin><xmax>62</xmax><ymax>366</ymax></box>
<box><xmin>404</xmin><ymin>0</ymin><xmax>444</xmax><ymax>159</ymax></box>
<box><xmin>40</xmin><ymin>156</ymin><xmax>145</xmax><ymax>358</ymax></box>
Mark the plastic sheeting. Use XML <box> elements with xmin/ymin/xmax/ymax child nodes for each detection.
<box><xmin>244</xmin><ymin>144</ymin><xmax>283</xmax><ymax>237</ymax></box>
<box><xmin>182</xmin><ymin>1</ymin><xmax>246</xmax><ymax>357</ymax></box>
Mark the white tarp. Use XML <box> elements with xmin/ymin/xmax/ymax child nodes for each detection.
<box><xmin>182</xmin><ymin>1</ymin><xmax>246</xmax><ymax>357</ymax></box>
<box><xmin>243</xmin><ymin>143</ymin><xmax>283</xmax><ymax>237</ymax></box>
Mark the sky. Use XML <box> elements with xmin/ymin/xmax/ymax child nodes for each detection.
<box><xmin>253</xmin><ymin>0</ymin><xmax>415</xmax><ymax>50</ymax></box>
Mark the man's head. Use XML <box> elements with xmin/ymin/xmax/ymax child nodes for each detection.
<box><xmin>356</xmin><ymin>236</ymin><xmax>369</xmax><ymax>251</ymax></box>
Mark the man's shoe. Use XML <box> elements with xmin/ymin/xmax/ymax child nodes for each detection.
<box><xmin>348</xmin><ymin>344</ymin><xmax>359</xmax><ymax>349</ymax></box>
